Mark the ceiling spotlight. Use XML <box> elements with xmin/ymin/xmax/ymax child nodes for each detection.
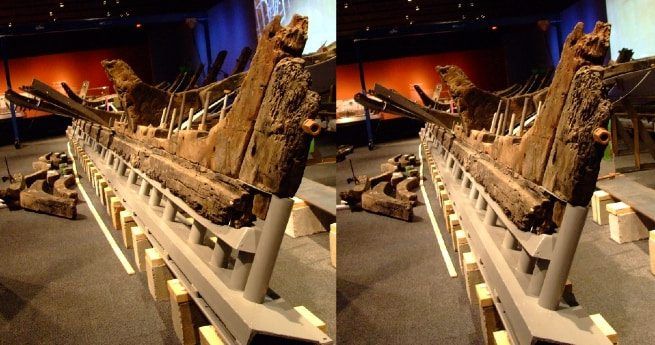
<box><xmin>106</xmin><ymin>11</ymin><xmax>111</xmax><ymax>17</ymax></box>
<box><xmin>416</xmin><ymin>5</ymin><xmax>419</xmax><ymax>10</ymax></box>
<box><xmin>481</xmin><ymin>14</ymin><xmax>486</xmax><ymax>19</ymax></box>
<box><xmin>366</xmin><ymin>26</ymin><xmax>370</xmax><ymax>31</ymax></box>
<box><xmin>59</xmin><ymin>2</ymin><xmax>64</xmax><ymax>8</ymax></box>
<box><xmin>405</xmin><ymin>15</ymin><xmax>409</xmax><ymax>19</ymax></box>
<box><xmin>49</xmin><ymin>11</ymin><xmax>53</xmax><ymax>16</ymax></box>
<box><xmin>8</xmin><ymin>22</ymin><xmax>12</xmax><ymax>28</ymax></box>
<box><xmin>125</xmin><ymin>11</ymin><xmax>130</xmax><ymax>16</ymax></box>
<box><xmin>103</xmin><ymin>0</ymin><xmax>107</xmax><ymax>5</ymax></box>
<box><xmin>458</xmin><ymin>3</ymin><xmax>462</xmax><ymax>8</ymax></box>
<box><xmin>344</xmin><ymin>2</ymin><xmax>348</xmax><ymax>9</ymax></box>
<box><xmin>136</xmin><ymin>22</ymin><xmax>142</xmax><ymax>28</ymax></box>
<box><xmin>408</xmin><ymin>0</ymin><xmax>412</xmax><ymax>2</ymax></box>
<box><xmin>410</xmin><ymin>20</ymin><xmax>414</xmax><ymax>25</ymax></box>
<box><xmin>116</xmin><ymin>0</ymin><xmax>120</xmax><ymax>3</ymax></box>
<box><xmin>470</xmin><ymin>2</ymin><xmax>474</xmax><ymax>6</ymax></box>
<box><xmin>52</xmin><ymin>18</ymin><xmax>57</xmax><ymax>22</ymax></box>
<box><xmin>491</xmin><ymin>25</ymin><xmax>498</xmax><ymax>30</ymax></box>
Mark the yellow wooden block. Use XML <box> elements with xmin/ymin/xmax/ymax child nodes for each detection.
<box><xmin>294</xmin><ymin>306</ymin><xmax>327</xmax><ymax>333</ymax></box>
<box><xmin>199</xmin><ymin>325</ymin><xmax>225</xmax><ymax>345</ymax></box>
<box><xmin>146</xmin><ymin>247</ymin><xmax>171</xmax><ymax>301</ymax></box>
<box><xmin>119</xmin><ymin>210</ymin><xmax>135</xmax><ymax>249</ymax></box>
<box><xmin>606</xmin><ymin>201</ymin><xmax>633</xmax><ymax>216</ymax></box>
<box><xmin>463</xmin><ymin>252</ymin><xmax>477</xmax><ymax>272</ymax></box>
<box><xmin>104</xmin><ymin>187</ymin><xmax>115</xmax><ymax>214</ymax></box>
<box><xmin>475</xmin><ymin>283</ymin><xmax>493</xmax><ymax>307</ymax></box>
<box><xmin>110</xmin><ymin>197</ymin><xmax>125</xmax><ymax>230</ymax></box>
<box><xmin>493</xmin><ymin>330</ymin><xmax>511</xmax><ymax>345</ymax></box>
<box><xmin>132</xmin><ymin>226</ymin><xmax>151</xmax><ymax>272</ymax></box>
<box><xmin>97</xmin><ymin>179</ymin><xmax>108</xmax><ymax>204</ymax></box>
<box><xmin>439</xmin><ymin>190</ymin><xmax>449</xmax><ymax>205</ymax></box>
<box><xmin>167</xmin><ymin>279</ymin><xmax>190</xmax><ymax>303</ymax></box>
<box><xmin>145</xmin><ymin>247</ymin><xmax>165</xmax><ymax>266</ymax></box>
<box><xmin>590</xmin><ymin>314</ymin><xmax>618</xmax><ymax>344</ymax></box>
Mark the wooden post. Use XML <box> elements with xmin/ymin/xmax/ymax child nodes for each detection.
<box><xmin>508</xmin><ymin>113</ymin><xmax>516</xmax><ymax>136</ymax></box>
<box><xmin>167</xmin><ymin>109</ymin><xmax>177</xmax><ymax>139</ymax></box>
<box><xmin>159</xmin><ymin>108</ymin><xmax>167</xmax><ymax>128</ymax></box>
<box><xmin>519</xmin><ymin>97</ymin><xmax>529</xmax><ymax>136</ymax></box>
<box><xmin>219</xmin><ymin>90</ymin><xmax>230</xmax><ymax>121</ymax></box>
<box><xmin>187</xmin><ymin>107</ymin><xmax>195</xmax><ymax>130</ymax></box>
<box><xmin>164</xmin><ymin>92</ymin><xmax>175</xmax><ymax>126</ymax></box>
<box><xmin>178</xmin><ymin>92</ymin><xmax>186</xmax><ymax>129</ymax></box>
<box><xmin>119</xmin><ymin>210</ymin><xmax>136</xmax><ymax>249</ymax></box>
<box><xmin>146</xmin><ymin>247</ymin><xmax>172</xmax><ymax>301</ymax></box>
<box><xmin>455</xmin><ymin>229</ymin><xmax>469</xmax><ymax>271</ymax></box>
<box><xmin>199</xmin><ymin>91</ymin><xmax>211</xmax><ymax>132</ymax></box>
<box><xmin>97</xmin><ymin>179</ymin><xmax>108</xmax><ymax>205</ymax></box>
<box><xmin>132</xmin><ymin>226</ymin><xmax>151</xmax><ymax>272</ymax></box>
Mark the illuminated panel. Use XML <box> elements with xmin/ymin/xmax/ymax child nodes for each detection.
<box><xmin>606</xmin><ymin>0</ymin><xmax>655</xmax><ymax>59</ymax></box>
<box><xmin>254</xmin><ymin>0</ymin><xmax>336</xmax><ymax>53</ymax></box>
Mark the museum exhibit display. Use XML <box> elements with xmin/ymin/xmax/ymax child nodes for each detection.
<box><xmin>337</xmin><ymin>0</ymin><xmax>655</xmax><ymax>344</ymax></box>
<box><xmin>0</xmin><ymin>1</ymin><xmax>335</xmax><ymax>345</ymax></box>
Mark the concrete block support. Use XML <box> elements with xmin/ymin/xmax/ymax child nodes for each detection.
<box><xmin>167</xmin><ymin>279</ymin><xmax>206</xmax><ymax>344</ymax></box>
<box><xmin>146</xmin><ymin>248</ymin><xmax>172</xmax><ymax>301</ymax></box>
<box><xmin>132</xmin><ymin>226</ymin><xmax>151</xmax><ymax>272</ymax></box>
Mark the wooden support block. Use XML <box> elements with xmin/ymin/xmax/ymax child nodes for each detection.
<box><xmin>329</xmin><ymin>223</ymin><xmax>336</xmax><ymax>268</ymax></box>
<box><xmin>110</xmin><ymin>196</ymin><xmax>125</xmax><ymax>230</ymax></box>
<box><xmin>285</xmin><ymin>197</ymin><xmax>326</xmax><ymax>238</ymax></box>
<box><xmin>439</xmin><ymin>190</ymin><xmax>449</xmax><ymax>206</ymax></box>
<box><xmin>464</xmin><ymin>252</ymin><xmax>484</xmax><ymax>303</ymax></box>
<box><xmin>590</xmin><ymin>314</ymin><xmax>618</xmax><ymax>344</ymax></box>
<box><xmin>607</xmin><ymin>202</ymin><xmax>649</xmax><ymax>243</ymax></box>
<box><xmin>199</xmin><ymin>325</ymin><xmax>225</xmax><ymax>345</ymax></box>
<box><xmin>449</xmin><ymin>213</ymin><xmax>461</xmax><ymax>250</ymax></box>
<box><xmin>476</xmin><ymin>283</ymin><xmax>503</xmax><ymax>345</ymax></box>
<box><xmin>456</xmin><ymin>231</ymin><xmax>470</xmax><ymax>272</ymax></box>
<box><xmin>443</xmin><ymin>200</ymin><xmax>454</xmax><ymax>230</ymax></box>
<box><xmin>104</xmin><ymin>187</ymin><xmax>115</xmax><ymax>214</ymax></box>
<box><xmin>93</xmin><ymin>172</ymin><xmax>102</xmax><ymax>191</ymax></box>
<box><xmin>294</xmin><ymin>305</ymin><xmax>327</xmax><ymax>333</ymax></box>
<box><xmin>167</xmin><ymin>279</ymin><xmax>205</xmax><ymax>345</ymax></box>
<box><xmin>119</xmin><ymin>210</ymin><xmax>136</xmax><ymax>249</ymax></box>
<box><xmin>592</xmin><ymin>190</ymin><xmax>614</xmax><ymax>225</ymax></box>
<box><xmin>97</xmin><ymin>179</ymin><xmax>108</xmax><ymax>205</ymax></box>
<box><xmin>132</xmin><ymin>226</ymin><xmax>151</xmax><ymax>272</ymax></box>
<box><xmin>146</xmin><ymin>248</ymin><xmax>172</xmax><ymax>301</ymax></box>
<box><xmin>649</xmin><ymin>230</ymin><xmax>655</xmax><ymax>275</ymax></box>
<box><xmin>492</xmin><ymin>330</ymin><xmax>511</xmax><ymax>345</ymax></box>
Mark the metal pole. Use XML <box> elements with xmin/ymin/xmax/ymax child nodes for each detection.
<box><xmin>1</xmin><ymin>38</ymin><xmax>20</xmax><ymax>148</ymax></box>
<box><xmin>188</xmin><ymin>220</ymin><xmax>207</xmax><ymax>244</ymax></box>
<box><xmin>484</xmin><ymin>207</ymin><xmax>498</xmax><ymax>226</ymax></box>
<box><xmin>210</xmin><ymin>238</ymin><xmax>231</xmax><ymax>268</ymax></box>
<box><xmin>148</xmin><ymin>188</ymin><xmax>162</xmax><ymax>207</ymax></box>
<box><xmin>243</xmin><ymin>195</ymin><xmax>294</xmax><ymax>303</ymax></box>
<box><xmin>354</xmin><ymin>39</ymin><xmax>374</xmax><ymax>150</ymax></box>
<box><xmin>538</xmin><ymin>204</ymin><xmax>588</xmax><ymax>310</ymax></box>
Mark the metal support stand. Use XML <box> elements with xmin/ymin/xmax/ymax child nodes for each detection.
<box><xmin>243</xmin><ymin>196</ymin><xmax>294</xmax><ymax>303</ymax></box>
<box><xmin>355</xmin><ymin>39</ymin><xmax>375</xmax><ymax>150</ymax></box>
<box><xmin>118</xmin><ymin>161</ymin><xmax>127</xmax><ymax>176</ymax></box>
<box><xmin>528</xmin><ymin>259</ymin><xmax>549</xmax><ymax>296</ymax></box>
<box><xmin>475</xmin><ymin>191</ymin><xmax>487</xmax><ymax>210</ymax></box>
<box><xmin>128</xmin><ymin>170</ymin><xmax>137</xmax><ymax>185</ymax></box>
<box><xmin>148</xmin><ymin>188</ymin><xmax>162</xmax><ymax>207</ymax></box>
<box><xmin>210</xmin><ymin>239</ymin><xmax>232</xmax><ymax>268</ymax></box>
<box><xmin>231</xmin><ymin>251</ymin><xmax>255</xmax><ymax>291</ymax></box>
<box><xmin>163</xmin><ymin>199</ymin><xmax>177</xmax><ymax>222</ymax></box>
<box><xmin>188</xmin><ymin>221</ymin><xmax>207</xmax><ymax>244</ymax></box>
<box><xmin>138</xmin><ymin>180</ymin><xmax>151</xmax><ymax>198</ymax></box>
<box><xmin>468</xmin><ymin>182</ymin><xmax>479</xmax><ymax>200</ymax></box>
<box><xmin>484</xmin><ymin>207</ymin><xmax>498</xmax><ymax>226</ymax></box>
<box><xmin>538</xmin><ymin>204</ymin><xmax>588</xmax><ymax>310</ymax></box>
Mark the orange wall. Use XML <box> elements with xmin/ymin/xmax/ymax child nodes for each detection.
<box><xmin>0</xmin><ymin>46</ymin><xmax>150</xmax><ymax>118</ymax></box>
<box><xmin>337</xmin><ymin>48</ymin><xmax>507</xmax><ymax>104</ymax></box>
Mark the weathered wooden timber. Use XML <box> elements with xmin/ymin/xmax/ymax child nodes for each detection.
<box><xmin>203</xmin><ymin>50</ymin><xmax>228</xmax><ymax>86</ymax></box>
<box><xmin>430</xmin><ymin>22</ymin><xmax>611</xmax><ymax>233</ymax></box>
<box><xmin>212</xmin><ymin>15</ymin><xmax>309</xmax><ymax>177</ymax></box>
<box><xmin>361</xmin><ymin>182</ymin><xmax>413</xmax><ymax>221</ymax></box>
<box><xmin>230</xmin><ymin>47</ymin><xmax>253</xmax><ymax>75</ymax></box>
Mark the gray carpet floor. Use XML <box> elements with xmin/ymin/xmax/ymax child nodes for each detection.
<box><xmin>337</xmin><ymin>138</ymin><xmax>483</xmax><ymax>345</ymax></box>
<box><xmin>337</xmin><ymin>137</ymin><xmax>655</xmax><ymax>344</ymax></box>
<box><xmin>0</xmin><ymin>136</ymin><xmax>335</xmax><ymax>344</ymax></box>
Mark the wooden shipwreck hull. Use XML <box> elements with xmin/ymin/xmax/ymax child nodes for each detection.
<box><xmin>11</xmin><ymin>15</ymin><xmax>320</xmax><ymax>229</ymax></box>
<box><xmin>429</xmin><ymin>22</ymin><xmax>612</xmax><ymax>234</ymax></box>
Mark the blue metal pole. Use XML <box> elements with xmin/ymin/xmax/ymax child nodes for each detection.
<box><xmin>1</xmin><ymin>37</ymin><xmax>20</xmax><ymax>148</ymax></box>
<box><xmin>354</xmin><ymin>39</ymin><xmax>374</xmax><ymax>150</ymax></box>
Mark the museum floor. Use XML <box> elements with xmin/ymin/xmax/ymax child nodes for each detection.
<box><xmin>337</xmin><ymin>137</ymin><xmax>655</xmax><ymax>345</ymax></box>
<box><xmin>0</xmin><ymin>136</ymin><xmax>335</xmax><ymax>344</ymax></box>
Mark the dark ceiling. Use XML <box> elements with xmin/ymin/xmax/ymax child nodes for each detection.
<box><xmin>338</xmin><ymin>0</ymin><xmax>577</xmax><ymax>38</ymax></box>
<box><xmin>0</xmin><ymin>0</ymin><xmax>218</xmax><ymax>28</ymax></box>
